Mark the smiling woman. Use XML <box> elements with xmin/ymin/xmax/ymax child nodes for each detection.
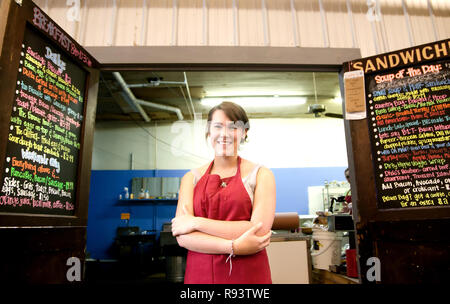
<box><xmin>171</xmin><ymin>101</ymin><xmax>276</xmax><ymax>284</ymax></box>
<box><xmin>206</xmin><ymin>101</ymin><xmax>250</xmax><ymax>157</ymax></box>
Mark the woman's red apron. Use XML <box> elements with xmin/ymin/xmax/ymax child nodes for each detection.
<box><xmin>184</xmin><ymin>156</ymin><xmax>272</xmax><ymax>284</ymax></box>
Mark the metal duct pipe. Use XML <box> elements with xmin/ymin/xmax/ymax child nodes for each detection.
<box><xmin>112</xmin><ymin>72</ymin><xmax>150</xmax><ymax>122</ymax></box>
<box><xmin>112</xmin><ymin>72</ymin><xmax>184</xmax><ymax>121</ymax></box>
<box><xmin>126</xmin><ymin>72</ymin><xmax>194</xmax><ymax>121</ymax></box>
<box><xmin>135</xmin><ymin>99</ymin><xmax>184</xmax><ymax>121</ymax></box>
<box><xmin>127</xmin><ymin>80</ymin><xmax>186</xmax><ymax>88</ymax></box>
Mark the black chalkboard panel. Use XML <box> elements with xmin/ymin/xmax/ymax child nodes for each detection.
<box><xmin>0</xmin><ymin>25</ymin><xmax>87</xmax><ymax>216</ymax></box>
<box><xmin>365</xmin><ymin>60</ymin><xmax>450</xmax><ymax>210</ymax></box>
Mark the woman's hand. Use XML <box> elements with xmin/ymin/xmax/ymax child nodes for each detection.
<box><xmin>233</xmin><ymin>222</ymin><xmax>272</xmax><ymax>255</ymax></box>
<box><xmin>171</xmin><ymin>205</ymin><xmax>198</xmax><ymax>236</ymax></box>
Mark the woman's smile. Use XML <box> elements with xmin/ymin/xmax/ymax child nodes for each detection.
<box><xmin>217</xmin><ymin>138</ymin><xmax>233</xmax><ymax>145</ymax></box>
<box><xmin>208</xmin><ymin>109</ymin><xmax>247</xmax><ymax>156</ymax></box>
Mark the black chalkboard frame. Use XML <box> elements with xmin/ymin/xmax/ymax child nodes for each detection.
<box><xmin>0</xmin><ymin>0</ymin><xmax>99</xmax><ymax>227</ymax></box>
<box><xmin>343</xmin><ymin>38</ymin><xmax>450</xmax><ymax>223</ymax></box>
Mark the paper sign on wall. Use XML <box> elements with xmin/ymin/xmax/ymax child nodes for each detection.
<box><xmin>344</xmin><ymin>70</ymin><xmax>366</xmax><ymax>120</ymax></box>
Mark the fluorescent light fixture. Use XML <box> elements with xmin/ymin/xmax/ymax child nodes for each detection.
<box><xmin>201</xmin><ymin>96</ymin><xmax>307</xmax><ymax>107</ymax></box>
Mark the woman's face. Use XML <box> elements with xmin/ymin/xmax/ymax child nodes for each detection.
<box><xmin>209</xmin><ymin>110</ymin><xmax>246</xmax><ymax>157</ymax></box>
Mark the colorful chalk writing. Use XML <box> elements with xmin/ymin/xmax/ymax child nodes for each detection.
<box><xmin>32</xmin><ymin>6</ymin><xmax>92</xmax><ymax>67</ymax></box>
<box><xmin>367</xmin><ymin>59</ymin><xmax>450</xmax><ymax>209</ymax></box>
<box><xmin>0</xmin><ymin>26</ymin><xmax>86</xmax><ymax>216</ymax></box>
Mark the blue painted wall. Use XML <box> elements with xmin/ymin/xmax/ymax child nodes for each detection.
<box><xmin>87</xmin><ymin>167</ymin><xmax>346</xmax><ymax>259</ymax></box>
<box><xmin>272</xmin><ymin>167</ymin><xmax>347</xmax><ymax>214</ymax></box>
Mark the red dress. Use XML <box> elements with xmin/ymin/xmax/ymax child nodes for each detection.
<box><xmin>184</xmin><ymin>156</ymin><xmax>272</xmax><ymax>284</ymax></box>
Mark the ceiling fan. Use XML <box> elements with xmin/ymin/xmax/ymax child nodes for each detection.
<box><xmin>306</xmin><ymin>72</ymin><xmax>344</xmax><ymax>119</ymax></box>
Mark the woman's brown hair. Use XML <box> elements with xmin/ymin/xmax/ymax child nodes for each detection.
<box><xmin>205</xmin><ymin>101</ymin><xmax>250</xmax><ymax>143</ymax></box>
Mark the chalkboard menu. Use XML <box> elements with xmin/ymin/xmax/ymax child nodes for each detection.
<box><xmin>347</xmin><ymin>40</ymin><xmax>450</xmax><ymax>211</ymax></box>
<box><xmin>0</xmin><ymin>25</ymin><xmax>87</xmax><ymax>216</ymax></box>
<box><xmin>367</xmin><ymin>60</ymin><xmax>449</xmax><ymax>209</ymax></box>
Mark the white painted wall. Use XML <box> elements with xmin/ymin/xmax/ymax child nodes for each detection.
<box><xmin>92</xmin><ymin>117</ymin><xmax>348</xmax><ymax>170</ymax></box>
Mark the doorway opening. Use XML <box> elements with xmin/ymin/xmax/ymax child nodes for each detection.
<box><xmin>86</xmin><ymin>69</ymin><xmax>350</xmax><ymax>284</ymax></box>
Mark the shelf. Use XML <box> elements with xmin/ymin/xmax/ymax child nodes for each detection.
<box><xmin>116</xmin><ymin>198</ymin><xmax>178</xmax><ymax>205</ymax></box>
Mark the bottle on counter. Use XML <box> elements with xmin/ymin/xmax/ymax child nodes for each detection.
<box><xmin>139</xmin><ymin>188</ymin><xmax>145</xmax><ymax>199</ymax></box>
<box><xmin>145</xmin><ymin>189</ymin><xmax>150</xmax><ymax>199</ymax></box>
<box><xmin>124</xmin><ymin>187</ymin><xmax>129</xmax><ymax>199</ymax></box>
